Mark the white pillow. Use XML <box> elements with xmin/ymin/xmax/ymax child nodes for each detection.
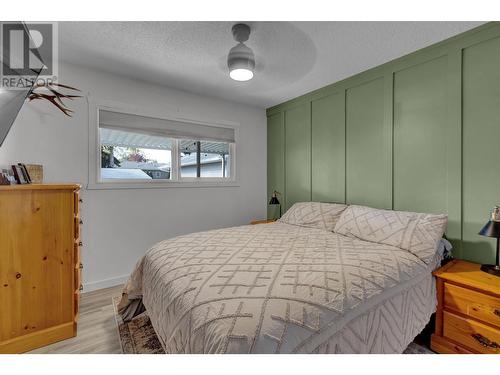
<box><xmin>334</xmin><ymin>205</ymin><xmax>448</xmax><ymax>264</ymax></box>
<box><xmin>279</xmin><ymin>202</ymin><xmax>348</xmax><ymax>231</ymax></box>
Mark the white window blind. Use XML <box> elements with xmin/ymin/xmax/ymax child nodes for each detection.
<box><xmin>100</xmin><ymin>127</ymin><xmax>173</xmax><ymax>150</ymax></box>
<box><xmin>99</xmin><ymin>110</ymin><xmax>235</xmax><ymax>143</ymax></box>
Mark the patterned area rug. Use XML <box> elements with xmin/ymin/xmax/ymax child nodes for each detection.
<box><xmin>112</xmin><ymin>297</ymin><xmax>434</xmax><ymax>354</ymax></box>
<box><xmin>113</xmin><ymin>296</ymin><xmax>165</xmax><ymax>354</ymax></box>
<box><xmin>404</xmin><ymin>342</ymin><xmax>434</xmax><ymax>354</ymax></box>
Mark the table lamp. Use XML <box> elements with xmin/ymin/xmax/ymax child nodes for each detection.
<box><xmin>269</xmin><ymin>190</ymin><xmax>281</xmax><ymax>218</ymax></box>
<box><xmin>478</xmin><ymin>206</ymin><xmax>500</xmax><ymax>277</ymax></box>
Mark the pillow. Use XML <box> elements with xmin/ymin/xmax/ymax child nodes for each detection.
<box><xmin>334</xmin><ymin>205</ymin><xmax>448</xmax><ymax>264</ymax></box>
<box><xmin>279</xmin><ymin>202</ymin><xmax>348</xmax><ymax>231</ymax></box>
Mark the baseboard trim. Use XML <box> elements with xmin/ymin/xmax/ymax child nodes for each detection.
<box><xmin>83</xmin><ymin>274</ymin><xmax>128</xmax><ymax>292</ymax></box>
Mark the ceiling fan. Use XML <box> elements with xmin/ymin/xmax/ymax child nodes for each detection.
<box><xmin>227</xmin><ymin>23</ymin><xmax>255</xmax><ymax>82</ymax></box>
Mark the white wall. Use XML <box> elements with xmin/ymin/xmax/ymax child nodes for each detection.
<box><xmin>0</xmin><ymin>62</ymin><xmax>267</xmax><ymax>291</ymax></box>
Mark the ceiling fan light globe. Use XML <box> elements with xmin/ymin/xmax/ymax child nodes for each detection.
<box><xmin>229</xmin><ymin>68</ymin><xmax>254</xmax><ymax>81</ymax></box>
<box><xmin>227</xmin><ymin>41</ymin><xmax>255</xmax><ymax>81</ymax></box>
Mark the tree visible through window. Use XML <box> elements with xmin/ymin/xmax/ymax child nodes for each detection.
<box><xmin>100</xmin><ymin>128</ymin><xmax>172</xmax><ymax>180</ymax></box>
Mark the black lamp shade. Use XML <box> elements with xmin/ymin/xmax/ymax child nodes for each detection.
<box><xmin>268</xmin><ymin>191</ymin><xmax>282</xmax><ymax>219</ymax></box>
<box><xmin>269</xmin><ymin>196</ymin><xmax>280</xmax><ymax>205</ymax></box>
<box><xmin>478</xmin><ymin>219</ymin><xmax>500</xmax><ymax>277</ymax></box>
<box><xmin>478</xmin><ymin>220</ymin><xmax>500</xmax><ymax>238</ymax></box>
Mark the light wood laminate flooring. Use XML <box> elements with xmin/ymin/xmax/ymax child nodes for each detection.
<box><xmin>29</xmin><ymin>285</ymin><xmax>123</xmax><ymax>354</ymax></box>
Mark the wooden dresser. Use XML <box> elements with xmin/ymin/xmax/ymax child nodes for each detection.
<box><xmin>431</xmin><ymin>259</ymin><xmax>500</xmax><ymax>354</ymax></box>
<box><xmin>0</xmin><ymin>184</ymin><xmax>82</xmax><ymax>353</ymax></box>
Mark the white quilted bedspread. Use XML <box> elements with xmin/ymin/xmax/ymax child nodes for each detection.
<box><xmin>121</xmin><ymin>222</ymin><xmax>431</xmax><ymax>353</ymax></box>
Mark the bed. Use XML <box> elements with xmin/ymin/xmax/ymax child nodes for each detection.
<box><xmin>119</xmin><ymin>203</ymin><xmax>448</xmax><ymax>353</ymax></box>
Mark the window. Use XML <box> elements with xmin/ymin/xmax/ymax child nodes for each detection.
<box><xmin>100</xmin><ymin>127</ymin><xmax>173</xmax><ymax>180</ymax></box>
<box><xmin>94</xmin><ymin>108</ymin><xmax>236</xmax><ymax>187</ymax></box>
<box><xmin>180</xmin><ymin>140</ymin><xmax>230</xmax><ymax>178</ymax></box>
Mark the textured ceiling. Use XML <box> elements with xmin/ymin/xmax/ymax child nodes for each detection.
<box><xmin>58</xmin><ymin>21</ymin><xmax>485</xmax><ymax>108</ymax></box>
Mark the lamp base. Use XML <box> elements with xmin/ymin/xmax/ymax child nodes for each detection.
<box><xmin>480</xmin><ymin>264</ymin><xmax>500</xmax><ymax>277</ymax></box>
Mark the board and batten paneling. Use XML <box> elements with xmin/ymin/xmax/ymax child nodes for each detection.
<box><xmin>267</xmin><ymin>112</ymin><xmax>284</xmax><ymax>219</ymax></box>
<box><xmin>462</xmin><ymin>35</ymin><xmax>500</xmax><ymax>264</ymax></box>
<box><xmin>393</xmin><ymin>56</ymin><xmax>448</xmax><ymax>214</ymax></box>
<box><xmin>266</xmin><ymin>22</ymin><xmax>500</xmax><ymax>264</ymax></box>
<box><xmin>346</xmin><ymin>78</ymin><xmax>392</xmax><ymax>209</ymax></box>
<box><xmin>311</xmin><ymin>93</ymin><xmax>345</xmax><ymax>203</ymax></box>
<box><xmin>284</xmin><ymin>104</ymin><xmax>311</xmax><ymax>210</ymax></box>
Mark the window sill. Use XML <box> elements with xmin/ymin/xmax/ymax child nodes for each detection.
<box><xmin>86</xmin><ymin>179</ymin><xmax>240</xmax><ymax>190</ymax></box>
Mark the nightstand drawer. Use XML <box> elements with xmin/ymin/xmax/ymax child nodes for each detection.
<box><xmin>431</xmin><ymin>334</ymin><xmax>474</xmax><ymax>354</ymax></box>
<box><xmin>443</xmin><ymin>311</ymin><xmax>500</xmax><ymax>354</ymax></box>
<box><xmin>445</xmin><ymin>283</ymin><xmax>500</xmax><ymax>328</ymax></box>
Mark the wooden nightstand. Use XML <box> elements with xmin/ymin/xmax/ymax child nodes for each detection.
<box><xmin>431</xmin><ymin>259</ymin><xmax>500</xmax><ymax>354</ymax></box>
<box><xmin>250</xmin><ymin>219</ymin><xmax>276</xmax><ymax>225</ymax></box>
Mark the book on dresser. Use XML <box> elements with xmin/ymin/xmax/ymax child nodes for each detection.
<box><xmin>0</xmin><ymin>183</ymin><xmax>82</xmax><ymax>353</ymax></box>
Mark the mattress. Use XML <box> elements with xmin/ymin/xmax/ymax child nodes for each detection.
<box><xmin>120</xmin><ymin>222</ymin><xmax>440</xmax><ymax>353</ymax></box>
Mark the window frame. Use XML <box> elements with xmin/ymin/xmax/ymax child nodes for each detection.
<box><xmin>88</xmin><ymin>100</ymin><xmax>239</xmax><ymax>190</ymax></box>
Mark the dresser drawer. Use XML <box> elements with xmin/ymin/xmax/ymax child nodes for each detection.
<box><xmin>443</xmin><ymin>311</ymin><xmax>500</xmax><ymax>354</ymax></box>
<box><xmin>74</xmin><ymin>243</ymin><xmax>81</xmax><ymax>268</ymax></box>
<box><xmin>74</xmin><ymin>291</ymin><xmax>80</xmax><ymax>318</ymax></box>
<box><xmin>74</xmin><ymin>216</ymin><xmax>80</xmax><ymax>239</ymax></box>
<box><xmin>444</xmin><ymin>282</ymin><xmax>500</xmax><ymax>328</ymax></box>
<box><xmin>74</xmin><ymin>266</ymin><xmax>82</xmax><ymax>292</ymax></box>
<box><xmin>73</xmin><ymin>191</ymin><xmax>80</xmax><ymax>214</ymax></box>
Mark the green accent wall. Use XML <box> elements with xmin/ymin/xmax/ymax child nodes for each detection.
<box><xmin>284</xmin><ymin>104</ymin><xmax>311</xmax><ymax>210</ymax></box>
<box><xmin>266</xmin><ymin>22</ymin><xmax>500</xmax><ymax>263</ymax></box>
<box><xmin>346</xmin><ymin>77</ymin><xmax>391</xmax><ymax>209</ymax></box>
<box><xmin>267</xmin><ymin>112</ymin><xmax>284</xmax><ymax>219</ymax></box>
<box><xmin>462</xmin><ymin>35</ymin><xmax>500</xmax><ymax>265</ymax></box>
<box><xmin>311</xmin><ymin>93</ymin><xmax>345</xmax><ymax>203</ymax></box>
<box><xmin>393</xmin><ymin>56</ymin><xmax>448</xmax><ymax>214</ymax></box>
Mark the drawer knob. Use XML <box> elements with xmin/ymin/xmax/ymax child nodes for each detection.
<box><xmin>79</xmin><ymin>263</ymin><xmax>83</xmax><ymax>269</ymax></box>
<box><xmin>494</xmin><ymin>309</ymin><xmax>500</xmax><ymax>318</ymax></box>
<box><xmin>78</xmin><ymin>241</ymin><xmax>83</xmax><ymax>247</ymax></box>
<box><xmin>79</xmin><ymin>198</ymin><xmax>83</xmax><ymax>203</ymax></box>
<box><xmin>471</xmin><ymin>333</ymin><xmax>499</xmax><ymax>349</ymax></box>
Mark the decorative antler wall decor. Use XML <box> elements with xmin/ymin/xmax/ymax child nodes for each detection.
<box><xmin>28</xmin><ymin>83</ymin><xmax>82</xmax><ymax>117</ymax></box>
